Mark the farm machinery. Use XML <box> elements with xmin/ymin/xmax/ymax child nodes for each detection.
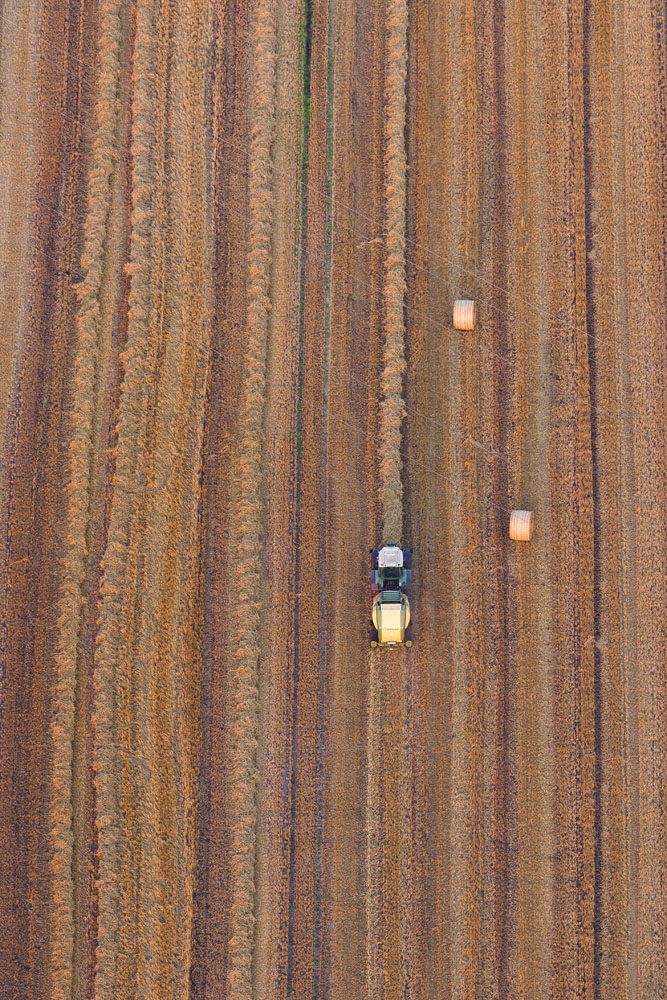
<box><xmin>370</xmin><ymin>544</ymin><xmax>412</xmax><ymax>647</ymax></box>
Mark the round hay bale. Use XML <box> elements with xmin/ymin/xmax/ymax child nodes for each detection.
<box><xmin>509</xmin><ymin>509</ymin><xmax>534</xmax><ymax>542</ymax></box>
<box><xmin>453</xmin><ymin>299</ymin><xmax>477</xmax><ymax>330</ymax></box>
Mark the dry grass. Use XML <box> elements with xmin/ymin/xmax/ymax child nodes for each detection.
<box><xmin>153</xmin><ymin>0</ymin><xmax>213</xmax><ymax>990</ymax></box>
<box><xmin>226</xmin><ymin>1</ymin><xmax>278</xmax><ymax>996</ymax></box>
<box><xmin>48</xmin><ymin>3</ymin><xmax>123</xmax><ymax>996</ymax></box>
<box><xmin>379</xmin><ymin>0</ymin><xmax>408</xmax><ymax>544</ymax></box>
<box><xmin>90</xmin><ymin>0</ymin><xmax>158</xmax><ymax>992</ymax></box>
<box><xmin>0</xmin><ymin>0</ymin><xmax>34</xmax><ymax>444</ymax></box>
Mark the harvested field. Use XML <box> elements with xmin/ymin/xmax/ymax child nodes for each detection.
<box><xmin>1</xmin><ymin>0</ymin><xmax>666</xmax><ymax>998</ymax></box>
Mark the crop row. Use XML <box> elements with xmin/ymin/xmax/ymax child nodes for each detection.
<box><xmin>225</xmin><ymin>1</ymin><xmax>279</xmax><ymax>997</ymax></box>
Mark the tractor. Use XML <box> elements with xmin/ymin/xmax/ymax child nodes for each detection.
<box><xmin>370</xmin><ymin>544</ymin><xmax>412</xmax><ymax>647</ymax></box>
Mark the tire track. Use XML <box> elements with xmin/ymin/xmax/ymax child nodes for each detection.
<box><xmin>582</xmin><ymin>3</ymin><xmax>633</xmax><ymax>986</ymax></box>
<box><xmin>286</xmin><ymin>0</ymin><xmax>332</xmax><ymax>994</ymax></box>
<box><xmin>581</xmin><ymin>3</ymin><xmax>619</xmax><ymax>995</ymax></box>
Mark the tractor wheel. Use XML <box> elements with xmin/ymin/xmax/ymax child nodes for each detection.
<box><xmin>453</xmin><ymin>299</ymin><xmax>477</xmax><ymax>330</ymax></box>
<box><xmin>509</xmin><ymin>509</ymin><xmax>534</xmax><ymax>541</ymax></box>
<box><xmin>371</xmin><ymin>640</ymin><xmax>378</xmax><ymax>648</ymax></box>
<box><xmin>403</xmin><ymin>548</ymin><xmax>411</xmax><ymax>569</ymax></box>
<box><xmin>405</xmin><ymin>640</ymin><xmax>413</xmax><ymax>648</ymax></box>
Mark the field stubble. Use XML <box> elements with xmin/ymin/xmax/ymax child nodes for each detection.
<box><xmin>1</xmin><ymin>0</ymin><xmax>666</xmax><ymax>998</ymax></box>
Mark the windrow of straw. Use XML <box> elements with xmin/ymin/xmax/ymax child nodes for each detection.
<box><xmin>129</xmin><ymin>0</ymin><xmax>213</xmax><ymax>991</ymax></box>
<box><xmin>90</xmin><ymin>0</ymin><xmax>159</xmax><ymax>993</ymax></box>
<box><xmin>48</xmin><ymin>3</ymin><xmax>123</xmax><ymax>997</ymax></box>
<box><xmin>226</xmin><ymin>0</ymin><xmax>278</xmax><ymax>996</ymax></box>
<box><xmin>165</xmin><ymin>0</ymin><xmax>214</xmax><ymax>988</ymax></box>
<box><xmin>379</xmin><ymin>0</ymin><xmax>409</xmax><ymax>544</ymax></box>
<box><xmin>113</xmin><ymin>0</ymin><xmax>171</xmax><ymax>994</ymax></box>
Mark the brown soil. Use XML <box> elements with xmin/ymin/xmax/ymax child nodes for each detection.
<box><xmin>1</xmin><ymin>1</ymin><xmax>666</xmax><ymax>998</ymax></box>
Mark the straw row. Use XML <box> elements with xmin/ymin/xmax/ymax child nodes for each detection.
<box><xmin>48</xmin><ymin>2</ymin><xmax>123</xmax><ymax>996</ymax></box>
<box><xmin>226</xmin><ymin>0</ymin><xmax>278</xmax><ymax>996</ymax></box>
<box><xmin>379</xmin><ymin>0</ymin><xmax>409</xmax><ymax>544</ymax></box>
